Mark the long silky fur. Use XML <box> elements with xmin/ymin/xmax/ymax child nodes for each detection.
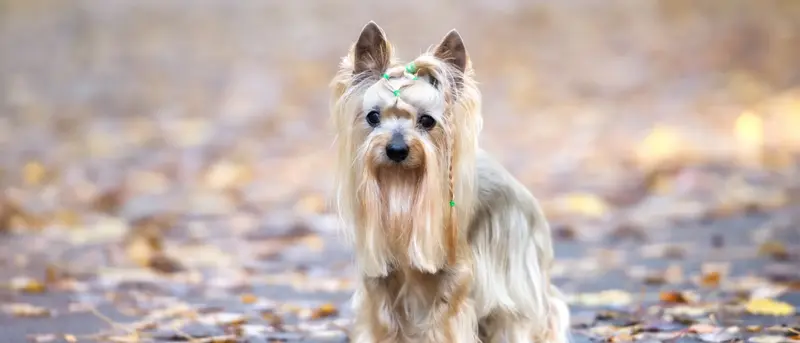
<box><xmin>331</xmin><ymin>24</ymin><xmax>569</xmax><ymax>343</ymax></box>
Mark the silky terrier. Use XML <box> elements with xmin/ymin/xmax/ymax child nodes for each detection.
<box><xmin>330</xmin><ymin>21</ymin><xmax>570</xmax><ymax>343</ymax></box>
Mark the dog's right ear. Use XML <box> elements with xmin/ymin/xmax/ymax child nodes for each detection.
<box><xmin>352</xmin><ymin>21</ymin><xmax>391</xmax><ymax>75</ymax></box>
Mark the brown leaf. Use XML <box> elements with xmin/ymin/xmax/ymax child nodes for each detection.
<box><xmin>643</xmin><ymin>273</ymin><xmax>667</xmax><ymax>286</ymax></box>
<box><xmin>261</xmin><ymin>311</ymin><xmax>284</xmax><ymax>328</ymax></box>
<box><xmin>701</xmin><ymin>271</ymin><xmax>722</xmax><ymax>288</ymax></box>
<box><xmin>92</xmin><ymin>188</ymin><xmax>125</xmax><ymax>214</ymax></box>
<box><xmin>758</xmin><ymin>241</ymin><xmax>790</xmax><ymax>261</ymax></box>
<box><xmin>147</xmin><ymin>254</ymin><xmax>185</xmax><ymax>274</ymax></box>
<box><xmin>610</xmin><ymin>223</ymin><xmax>648</xmax><ymax>242</ymax></box>
<box><xmin>44</xmin><ymin>264</ymin><xmax>61</xmax><ymax>284</ymax></box>
<box><xmin>659</xmin><ymin>291</ymin><xmax>689</xmax><ymax>304</ymax></box>
<box><xmin>310</xmin><ymin>303</ymin><xmax>339</xmax><ymax>320</ymax></box>
<box><xmin>553</xmin><ymin>223</ymin><xmax>577</xmax><ymax>241</ymax></box>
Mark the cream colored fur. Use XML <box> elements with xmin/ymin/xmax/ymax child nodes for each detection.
<box><xmin>330</xmin><ymin>21</ymin><xmax>570</xmax><ymax>343</ymax></box>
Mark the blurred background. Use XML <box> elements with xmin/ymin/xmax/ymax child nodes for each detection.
<box><xmin>1</xmin><ymin>1</ymin><xmax>799</xmax><ymax>342</ymax></box>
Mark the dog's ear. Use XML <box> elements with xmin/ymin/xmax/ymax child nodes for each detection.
<box><xmin>433</xmin><ymin>29</ymin><xmax>468</xmax><ymax>74</ymax></box>
<box><xmin>353</xmin><ymin>21</ymin><xmax>391</xmax><ymax>75</ymax></box>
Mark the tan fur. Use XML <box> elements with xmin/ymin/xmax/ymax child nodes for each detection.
<box><xmin>331</xmin><ymin>21</ymin><xmax>570</xmax><ymax>343</ymax></box>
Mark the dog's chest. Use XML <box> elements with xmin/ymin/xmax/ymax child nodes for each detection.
<box><xmin>379</xmin><ymin>269</ymin><xmax>448</xmax><ymax>321</ymax></box>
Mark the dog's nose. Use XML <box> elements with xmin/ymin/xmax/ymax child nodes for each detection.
<box><xmin>386</xmin><ymin>133</ymin><xmax>409</xmax><ymax>162</ymax></box>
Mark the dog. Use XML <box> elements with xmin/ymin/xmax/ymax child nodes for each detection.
<box><xmin>330</xmin><ymin>21</ymin><xmax>570</xmax><ymax>343</ymax></box>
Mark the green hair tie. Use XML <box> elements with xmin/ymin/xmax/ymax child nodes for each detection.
<box><xmin>449</xmin><ymin>200</ymin><xmax>456</xmax><ymax>207</ymax></box>
<box><xmin>392</xmin><ymin>89</ymin><xmax>401</xmax><ymax>97</ymax></box>
<box><xmin>405</xmin><ymin>62</ymin><xmax>417</xmax><ymax>74</ymax></box>
<box><xmin>382</xmin><ymin>73</ymin><xmax>390</xmax><ymax>80</ymax></box>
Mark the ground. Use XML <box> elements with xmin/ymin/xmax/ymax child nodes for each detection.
<box><xmin>1</xmin><ymin>162</ymin><xmax>799</xmax><ymax>342</ymax></box>
<box><xmin>1</xmin><ymin>1</ymin><xmax>800</xmax><ymax>342</ymax></box>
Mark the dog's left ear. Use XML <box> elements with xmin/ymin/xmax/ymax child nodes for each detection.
<box><xmin>433</xmin><ymin>29</ymin><xmax>468</xmax><ymax>74</ymax></box>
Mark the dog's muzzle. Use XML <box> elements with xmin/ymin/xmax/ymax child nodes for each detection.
<box><xmin>385</xmin><ymin>132</ymin><xmax>409</xmax><ymax>162</ymax></box>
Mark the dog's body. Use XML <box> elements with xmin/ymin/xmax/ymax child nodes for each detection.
<box><xmin>331</xmin><ymin>22</ymin><xmax>570</xmax><ymax>343</ymax></box>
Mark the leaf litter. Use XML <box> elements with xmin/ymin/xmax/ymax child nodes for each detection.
<box><xmin>3</xmin><ymin>2</ymin><xmax>800</xmax><ymax>342</ymax></box>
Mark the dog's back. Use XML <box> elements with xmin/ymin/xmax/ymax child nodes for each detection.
<box><xmin>469</xmin><ymin>149</ymin><xmax>571</xmax><ymax>343</ymax></box>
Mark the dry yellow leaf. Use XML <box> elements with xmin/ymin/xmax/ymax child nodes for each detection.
<box><xmin>749</xmin><ymin>335</ymin><xmax>789</xmax><ymax>343</ymax></box>
<box><xmin>745</xmin><ymin>298</ymin><xmax>795</xmax><ymax>316</ymax></box>
<box><xmin>636</xmin><ymin>125</ymin><xmax>683</xmax><ymax>168</ymax></box>
<box><xmin>54</xmin><ymin>209</ymin><xmax>81</xmax><ymax>228</ymax></box>
<box><xmin>205</xmin><ymin>161</ymin><xmax>249</xmax><ymax>190</ymax></box>
<box><xmin>294</xmin><ymin>194</ymin><xmax>327</xmax><ymax>214</ymax></box>
<box><xmin>571</xmin><ymin>289</ymin><xmax>633</xmax><ymax>307</ymax></box>
<box><xmin>2</xmin><ymin>303</ymin><xmax>51</xmax><ymax>317</ymax></box>
<box><xmin>240</xmin><ymin>293</ymin><xmax>258</xmax><ymax>305</ymax></box>
<box><xmin>301</xmin><ymin>234</ymin><xmax>325</xmax><ymax>252</ymax></box>
<box><xmin>560</xmin><ymin>193</ymin><xmax>610</xmax><ymax>217</ymax></box>
<box><xmin>11</xmin><ymin>277</ymin><xmax>47</xmax><ymax>294</ymax></box>
<box><xmin>735</xmin><ymin>111</ymin><xmax>764</xmax><ymax>149</ymax></box>
<box><xmin>23</xmin><ymin>161</ymin><xmax>47</xmax><ymax>186</ymax></box>
<box><xmin>63</xmin><ymin>334</ymin><xmax>78</xmax><ymax>343</ymax></box>
<box><xmin>125</xmin><ymin>236</ymin><xmax>158</xmax><ymax>268</ymax></box>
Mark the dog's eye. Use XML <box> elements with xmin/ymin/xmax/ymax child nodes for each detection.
<box><xmin>366</xmin><ymin>110</ymin><xmax>381</xmax><ymax>127</ymax></box>
<box><xmin>418</xmin><ymin>114</ymin><xmax>436</xmax><ymax>130</ymax></box>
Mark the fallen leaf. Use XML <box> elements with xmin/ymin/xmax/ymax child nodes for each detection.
<box><xmin>659</xmin><ymin>291</ymin><xmax>689</xmax><ymax>304</ymax></box>
<box><xmin>610</xmin><ymin>223</ymin><xmax>648</xmax><ymax>242</ymax></box>
<box><xmin>749</xmin><ymin>335</ymin><xmax>788</xmax><ymax>343</ymax></box>
<box><xmin>54</xmin><ymin>209</ymin><xmax>81</xmax><ymax>228</ymax></box>
<box><xmin>701</xmin><ymin>271</ymin><xmax>722</xmax><ymax>288</ymax></box>
<box><xmin>690</xmin><ymin>323</ymin><xmax>720</xmax><ymax>334</ymax></box>
<box><xmin>310</xmin><ymin>303</ymin><xmax>338</xmax><ymax>320</ymax></box>
<box><xmin>664</xmin><ymin>264</ymin><xmax>685</xmax><ymax>284</ymax></box>
<box><xmin>745</xmin><ymin>298</ymin><xmax>796</xmax><ymax>316</ymax></box>
<box><xmin>758</xmin><ymin>241</ymin><xmax>790</xmax><ymax>261</ymax></box>
<box><xmin>241</xmin><ymin>294</ymin><xmax>258</xmax><ymax>305</ymax></box>
<box><xmin>107</xmin><ymin>334</ymin><xmax>142</xmax><ymax>343</ymax></box>
<box><xmin>2</xmin><ymin>303</ymin><xmax>52</xmax><ymax>317</ymax></box>
<box><xmin>735</xmin><ymin>111</ymin><xmax>764</xmax><ymax>152</ymax></box>
<box><xmin>699</xmin><ymin>327</ymin><xmax>740</xmax><ymax>343</ymax></box>
<box><xmin>28</xmin><ymin>334</ymin><xmax>57</xmax><ymax>343</ymax></box>
<box><xmin>91</xmin><ymin>188</ymin><xmax>125</xmax><ymax>214</ymax></box>
<box><xmin>664</xmin><ymin>304</ymin><xmax>709</xmax><ymax>317</ymax></box>
<box><xmin>205</xmin><ymin>160</ymin><xmax>247</xmax><ymax>190</ymax></box>
<box><xmin>301</xmin><ymin>234</ymin><xmax>325</xmax><ymax>252</ymax></box>
<box><xmin>570</xmin><ymin>290</ymin><xmax>633</xmax><ymax>307</ymax></box>
<box><xmin>553</xmin><ymin>224</ymin><xmax>577</xmax><ymax>241</ymax></box>
<box><xmin>63</xmin><ymin>334</ymin><xmax>78</xmax><ymax>343</ymax></box>
<box><xmin>644</xmin><ymin>273</ymin><xmax>667</xmax><ymax>286</ymax></box>
<box><xmin>23</xmin><ymin>161</ymin><xmax>47</xmax><ymax>186</ymax></box>
<box><xmin>197</xmin><ymin>312</ymin><xmax>247</xmax><ymax>326</ymax></box>
<box><xmin>559</xmin><ymin>193</ymin><xmax>611</xmax><ymax>217</ymax></box>
<box><xmin>147</xmin><ymin>254</ymin><xmax>185</xmax><ymax>274</ymax></box>
<box><xmin>10</xmin><ymin>276</ymin><xmax>47</xmax><ymax>294</ymax></box>
<box><xmin>294</xmin><ymin>194</ymin><xmax>327</xmax><ymax>214</ymax></box>
<box><xmin>636</xmin><ymin>125</ymin><xmax>684</xmax><ymax>168</ymax></box>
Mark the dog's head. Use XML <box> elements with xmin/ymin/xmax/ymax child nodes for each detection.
<box><xmin>331</xmin><ymin>21</ymin><xmax>481</xmax><ymax>277</ymax></box>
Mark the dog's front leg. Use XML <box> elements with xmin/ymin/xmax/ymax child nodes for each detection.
<box><xmin>351</xmin><ymin>278</ymin><xmax>403</xmax><ymax>343</ymax></box>
<box><xmin>428</xmin><ymin>263</ymin><xmax>478</xmax><ymax>343</ymax></box>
